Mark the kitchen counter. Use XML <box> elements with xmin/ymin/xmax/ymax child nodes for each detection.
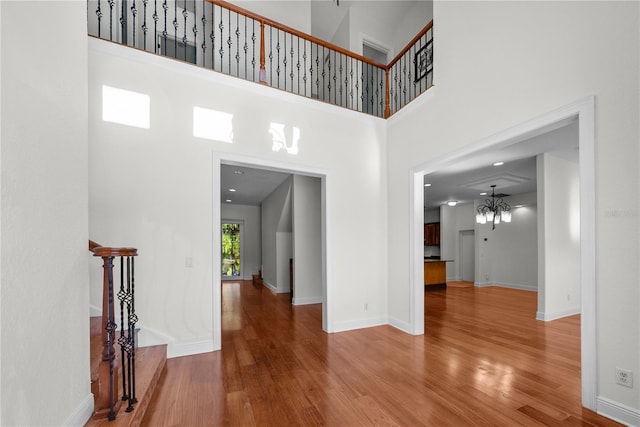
<box><xmin>423</xmin><ymin>260</ymin><xmax>451</xmax><ymax>286</ymax></box>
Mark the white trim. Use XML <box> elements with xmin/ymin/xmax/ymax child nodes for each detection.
<box><xmin>62</xmin><ymin>393</ymin><xmax>94</xmax><ymax>427</ymax></box>
<box><xmin>332</xmin><ymin>317</ymin><xmax>387</xmax><ymax>333</ymax></box>
<box><xmin>536</xmin><ymin>307</ymin><xmax>581</xmax><ymax>322</ymax></box>
<box><xmin>597</xmin><ymin>397</ymin><xmax>640</xmax><ymax>427</ymax></box>
<box><xmin>167</xmin><ymin>339</ymin><xmax>214</xmax><ymax>359</ymax></box>
<box><xmin>388</xmin><ymin>316</ymin><xmax>412</xmax><ymax>334</ymax></box>
<box><xmin>135</xmin><ymin>324</ymin><xmax>174</xmax><ymax>348</ymax></box>
<box><xmin>409</xmin><ymin>96</ymin><xmax>597</xmax><ymax>410</ymax></box>
<box><xmin>293</xmin><ymin>296</ymin><xmax>322</xmax><ymax>306</ymax></box>
<box><xmin>360</xmin><ymin>33</ymin><xmax>394</xmax><ymax>62</ymax></box>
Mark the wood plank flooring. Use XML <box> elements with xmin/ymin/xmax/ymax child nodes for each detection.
<box><xmin>142</xmin><ymin>281</ymin><xmax>621</xmax><ymax>426</ymax></box>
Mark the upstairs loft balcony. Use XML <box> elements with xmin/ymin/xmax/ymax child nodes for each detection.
<box><xmin>88</xmin><ymin>0</ymin><xmax>433</xmax><ymax>118</ymax></box>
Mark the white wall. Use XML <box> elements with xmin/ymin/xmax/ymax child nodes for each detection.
<box><xmin>229</xmin><ymin>0</ymin><xmax>312</xmax><ymax>34</ymax></box>
<box><xmin>537</xmin><ymin>153</ymin><xmax>580</xmax><ymax>320</ymax></box>
<box><xmin>292</xmin><ymin>175</ymin><xmax>322</xmax><ymax>304</ymax></box>
<box><xmin>89</xmin><ymin>38</ymin><xmax>389</xmax><ymax>347</ymax></box>
<box><xmin>222</xmin><ymin>204</ymin><xmax>262</xmax><ymax>280</ymax></box>
<box><xmin>1</xmin><ymin>1</ymin><xmax>91</xmax><ymax>425</ymax></box>
<box><xmin>476</xmin><ymin>192</ymin><xmax>538</xmax><ymax>290</ymax></box>
<box><xmin>387</xmin><ymin>0</ymin><xmax>638</xmax><ymax>416</ymax></box>
<box><xmin>261</xmin><ymin>177</ymin><xmax>292</xmax><ymax>291</ymax></box>
<box><xmin>276</xmin><ymin>231</ymin><xmax>292</xmax><ymax>292</ymax></box>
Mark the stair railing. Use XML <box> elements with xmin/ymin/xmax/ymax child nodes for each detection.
<box><xmin>89</xmin><ymin>241</ymin><xmax>139</xmax><ymax>421</ymax></box>
<box><xmin>87</xmin><ymin>0</ymin><xmax>433</xmax><ymax>117</ymax></box>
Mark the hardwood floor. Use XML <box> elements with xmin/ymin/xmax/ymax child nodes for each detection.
<box><xmin>142</xmin><ymin>281</ymin><xmax>621</xmax><ymax>426</ymax></box>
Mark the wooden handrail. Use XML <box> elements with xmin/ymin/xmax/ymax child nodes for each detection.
<box><xmin>93</xmin><ymin>247</ymin><xmax>138</xmax><ymax>257</ymax></box>
<box><xmin>208</xmin><ymin>0</ymin><xmax>387</xmax><ymax>69</ymax></box>
<box><xmin>89</xmin><ymin>240</ymin><xmax>102</xmax><ymax>252</ymax></box>
<box><xmin>387</xmin><ymin>20</ymin><xmax>434</xmax><ymax>70</ymax></box>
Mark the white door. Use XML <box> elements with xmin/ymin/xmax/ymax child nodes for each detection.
<box><xmin>460</xmin><ymin>230</ymin><xmax>475</xmax><ymax>282</ymax></box>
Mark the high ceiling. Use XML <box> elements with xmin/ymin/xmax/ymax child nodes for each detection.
<box><xmin>221</xmin><ymin>118</ymin><xmax>578</xmax><ymax>207</ymax></box>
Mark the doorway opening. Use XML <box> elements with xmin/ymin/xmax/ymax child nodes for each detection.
<box><xmin>213</xmin><ymin>153</ymin><xmax>331</xmax><ymax>351</ymax></box>
<box><xmin>221</xmin><ymin>221</ymin><xmax>242</xmax><ymax>279</ymax></box>
<box><xmin>410</xmin><ymin>97</ymin><xmax>596</xmax><ymax>409</ymax></box>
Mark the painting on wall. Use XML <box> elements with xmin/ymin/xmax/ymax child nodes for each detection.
<box><xmin>414</xmin><ymin>39</ymin><xmax>433</xmax><ymax>82</ymax></box>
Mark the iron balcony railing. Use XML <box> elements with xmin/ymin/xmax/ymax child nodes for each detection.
<box><xmin>88</xmin><ymin>0</ymin><xmax>433</xmax><ymax>118</ymax></box>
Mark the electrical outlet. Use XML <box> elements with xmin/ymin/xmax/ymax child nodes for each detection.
<box><xmin>364</xmin><ymin>303</ymin><xmax>368</xmax><ymax>311</ymax></box>
<box><xmin>615</xmin><ymin>367</ymin><xmax>633</xmax><ymax>388</ymax></box>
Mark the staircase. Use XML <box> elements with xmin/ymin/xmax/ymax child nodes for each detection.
<box><xmin>86</xmin><ymin>317</ymin><xmax>166</xmax><ymax>427</ymax></box>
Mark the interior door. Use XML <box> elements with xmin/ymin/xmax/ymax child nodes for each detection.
<box><xmin>460</xmin><ymin>230</ymin><xmax>475</xmax><ymax>282</ymax></box>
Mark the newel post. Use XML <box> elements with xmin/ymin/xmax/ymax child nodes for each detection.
<box><xmin>259</xmin><ymin>20</ymin><xmax>267</xmax><ymax>84</ymax></box>
<box><xmin>95</xmin><ymin>253</ymin><xmax>121</xmax><ymax>420</ymax></box>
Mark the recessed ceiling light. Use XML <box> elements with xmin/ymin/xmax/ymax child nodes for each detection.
<box><xmin>229</xmin><ymin>188</ymin><xmax>236</xmax><ymax>192</ymax></box>
<box><xmin>225</xmin><ymin>199</ymin><xmax>232</xmax><ymax>203</ymax></box>
<box><xmin>424</xmin><ymin>183</ymin><xmax>431</xmax><ymax>187</ymax></box>
<box><xmin>234</xmin><ymin>170</ymin><xmax>244</xmax><ymax>174</ymax></box>
<box><xmin>493</xmin><ymin>161</ymin><xmax>504</xmax><ymax>166</ymax></box>
<box><xmin>515</xmin><ymin>204</ymin><xmax>524</xmax><ymax>208</ymax></box>
<box><xmin>447</xmin><ymin>201</ymin><xmax>458</xmax><ymax>206</ymax></box>
<box><xmin>480</xmin><ymin>192</ymin><xmax>487</xmax><ymax>196</ymax></box>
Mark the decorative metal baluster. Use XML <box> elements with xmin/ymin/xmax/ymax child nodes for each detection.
<box><xmin>321</xmin><ymin>46</ymin><xmax>326</xmax><ymax>101</ymax></box>
<box><xmin>129</xmin><ymin>256</ymin><xmax>138</xmax><ymax>406</ymax></box>
<box><xmin>269</xmin><ymin>27</ymin><xmax>273</xmax><ymax>85</ymax></box>
<box><xmin>379</xmin><ymin>74</ymin><xmax>384</xmax><ymax>117</ymax></box>
<box><xmin>218</xmin><ymin>13</ymin><xmax>224</xmax><ymax>71</ymax></box>
<box><xmin>108</xmin><ymin>0</ymin><xmax>114</xmax><ymax>40</ymax></box>
<box><xmin>282</xmin><ymin>32</ymin><xmax>287</xmax><ymax>91</ymax></box>
<box><xmin>162</xmin><ymin>0</ymin><xmax>168</xmax><ymax>56</ymax></box>
<box><xmin>172</xmin><ymin>0</ymin><xmax>177</xmax><ymax>58</ymax></box>
<box><xmin>95</xmin><ymin>0</ymin><xmax>103</xmax><ymax>38</ymax></box>
<box><xmin>349</xmin><ymin>58</ymin><xmax>353</xmax><ymax>110</ymax></box>
<box><xmin>210</xmin><ymin>3</ymin><xmax>215</xmax><ymax>70</ymax></box>
<box><xmin>332</xmin><ymin>51</ymin><xmax>337</xmax><ymax>104</ymax></box>
<box><xmin>290</xmin><ymin>35</ymin><xmax>294</xmax><ymax>92</ymax></box>
<box><xmin>131</xmin><ymin>0</ymin><xmax>137</xmax><ymax>47</ymax></box>
<box><xmin>227</xmin><ymin>10</ymin><xmax>232</xmax><ymax>74</ymax></box>
<box><xmin>302</xmin><ymin>39</ymin><xmax>306</xmax><ymax>96</ymax></box>
<box><xmin>200</xmin><ymin>1</ymin><xmax>206</xmax><ymax>67</ymax></box>
<box><xmin>243</xmin><ymin>17</ymin><xmax>248</xmax><ymax>79</ymax></box>
<box><xmin>251</xmin><ymin>21</ymin><xmax>256</xmax><ymax>81</ymax></box>
<box><xmin>152</xmin><ymin>0</ymin><xmax>158</xmax><ymax>53</ymax></box>
<box><xmin>120</xmin><ymin>0</ymin><xmax>128</xmax><ymax>45</ymax></box>
<box><xmin>393</xmin><ymin>65</ymin><xmax>398</xmax><ymax>113</ymax></box>
<box><xmin>191</xmin><ymin>1</ymin><xmax>198</xmax><ymax>64</ymax></box>
<box><xmin>276</xmin><ymin>30</ymin><xmax>281</xmax><ymax>89</ymax></box>
<box><xmin>182</xmin><ymin>1</ymin><xmax>187</xmax><ymax>62</ymax></box>
<box><xmin>338</xmin><ymin>53</ymin><xmax>343</xmax><ymax>106</ymax></box>
<box><xmin>234</xmin><ymin>14</ymin><xmax>240</xmax><ymax>76</ymax></box>
<box><xmin>355</xmin><ymin>62</ymin><xmax>361</xmax><ymax>112</ymax></box>
<box><xmin>312</xmin><ymin>43</ymin><xmax>318</xmax><ymax>98</ymax></box>
<box><xmin>326</xmin><ymin>51</ymin><xmax>331</xmax><ymax>102</ymax></box>
<box><xmin>118</xmin><ymin>257</ymin><xmax>128</xmax><ymax>405</ymax></box>
<box><xmin>141</xmin><ymin>0</ymin><xmax>148</xmax><ymax>50</ymax></box>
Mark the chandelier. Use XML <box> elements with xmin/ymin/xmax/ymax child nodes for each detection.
<box><xmin>475</xmin><ymin>185</ymin><xmax>511</xmax><ymax>230</ymax></box>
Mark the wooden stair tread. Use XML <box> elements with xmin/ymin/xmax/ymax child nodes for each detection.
<box><xmin>87</xmin><ymin>316</ymin><xmax>166</xmax><ymax>427</ymax></box>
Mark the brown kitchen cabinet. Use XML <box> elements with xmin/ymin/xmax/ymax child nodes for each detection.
<box><xmin>423</xmin><ymin>222</ymin><xmax>440</xmax><ymax>246</ymax></box>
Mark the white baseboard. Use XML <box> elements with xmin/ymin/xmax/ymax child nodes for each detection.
<box><xmin>89</xmin><ymin>304</ymin><xmax>101</xmax><ymax>317</ymax></box>
<box><xmin>388</xmin><ymin>316</ymin><xmax>412</xmax><ymax>334</ymax></box>
<box><xmin>332</xmin><ymin>317</ymin><xmax>386</xmax><ymax>332</ymax></box>
<box><xmin>597</xmin><ymin>396</ymin><xmax>640</xmax><ymax>427</ymax></box>
<box><xmin>474</xmin><ymin>282</ymin><xmax>537</xmax><ymax>291</ymax></box>
<box><xmin>167</xmin><ymin>339</ymin><xmax>215</xmax><ymax>359</ymax></box>
<box><xmin>263</xmin><ymin>281</ymin><xmax>277</xmax><ymax>293</ymax></box>
<box><xmin>536</xmin><ymin>306</ymin><xmax>581</xmax><ymax>321</ymax></box>
<box><xmin>62</xmin><ymin>393</ymin><xmax>94</xmax><ymax>427</ymax></box>
<box><xmin>136</xmin><ymin>324</ymin><xmax>174</xmax><ymax>348</ymax></box>
<box><xmin>292</xmin><ymin>296</ymin><xmax>322</xmax><ymax>305</ymax></box>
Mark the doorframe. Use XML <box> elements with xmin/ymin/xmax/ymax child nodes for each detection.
<box><xmin>212</xmin><ymin>152</ymin><xmax>332</xmax><ymax>350</ymax></box>
<box><xmin>458</xmin><ymin>229</ymin><xmax>475</xmax><ymax>282</ymax></box>
<box><xmin>408</xmin><ymin>96</ymin><xmax>596</xmax><ymax>409</ymax></box>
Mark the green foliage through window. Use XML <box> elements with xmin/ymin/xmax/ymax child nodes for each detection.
<box><xmin>222</xmin><ymin>223</ymin><xmax>241</xmax><ymax>277</ymax></box>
